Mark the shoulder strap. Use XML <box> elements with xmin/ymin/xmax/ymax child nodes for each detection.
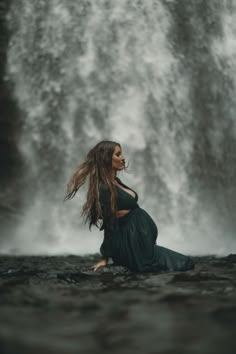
<box><xmin>115</xmin><ymin>177</ymin><xmax>129</xmax><ymax>189</ymax></box>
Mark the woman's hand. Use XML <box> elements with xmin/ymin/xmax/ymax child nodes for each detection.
<box><xmin>91</xmin><ymin>258</ymin><xmax>108</xmax><ymax>271</ymax></box>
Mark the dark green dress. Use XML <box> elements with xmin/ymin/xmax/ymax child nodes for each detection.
<box><xmin>99</xmin><ymin>177</ymin><xmax>194</xmax><ymax>273</ymax></box>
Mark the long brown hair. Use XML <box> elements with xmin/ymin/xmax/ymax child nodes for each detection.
<box><xmin>65</xmin><ymin>140</ymin><xmax>127</xmax><ymax>230</ymax></box>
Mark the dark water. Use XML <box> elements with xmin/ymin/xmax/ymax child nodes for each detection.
<box><xmin>0</xmin><ymin>254</ymin><xmax>236</xmax><ymax>354</ymax></box>
<box><xmin>0</xmin><ymin>0</ymin><xmax>236</xmax><ymax>255</ymax></box>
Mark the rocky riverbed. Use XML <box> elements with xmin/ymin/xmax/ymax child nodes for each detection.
<box><xmin>0</xmin><ymin>254</ymin><xmax>236</xmax><ymax>354</ymax></box>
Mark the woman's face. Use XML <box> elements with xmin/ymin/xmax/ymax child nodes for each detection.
<box><xmin>112</xmin><ymin>145</ymin><xmax>125</xmax><ymax>171</ymax></box>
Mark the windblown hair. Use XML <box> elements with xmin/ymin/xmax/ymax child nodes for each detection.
<box><xmin>64</xmin><ymin>140</ymin><xmax>128</xmax><ymax>230</ymax></box>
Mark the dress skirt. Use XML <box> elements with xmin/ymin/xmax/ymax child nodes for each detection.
<box><xmin>101</xmin><ymin>206</ymin><xmax>194</xmax><ymax>273</ymax></box>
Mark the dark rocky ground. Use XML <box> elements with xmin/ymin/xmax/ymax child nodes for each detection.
<box><xmin>0</xmin><ymin>254</ymin><xmax>236</xmax><ymax>354</ymax></box>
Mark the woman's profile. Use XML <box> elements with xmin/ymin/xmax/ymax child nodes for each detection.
<box><xmin>65</xmin><ymin>140</ymin><xmax>194</xmax><ymax>273</ymax></box>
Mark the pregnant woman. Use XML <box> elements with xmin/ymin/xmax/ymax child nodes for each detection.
<box><xmin>65</xmin><ymin>140</ymin><xmax>194</xmax><ymax>273</ymax></box>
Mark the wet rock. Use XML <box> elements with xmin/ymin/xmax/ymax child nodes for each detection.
<box><xmin>225</xmin><ymin>254</ymin><xmax>236</xmax><ymax>263</ymax></box>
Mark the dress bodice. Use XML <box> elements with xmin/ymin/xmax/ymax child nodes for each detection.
<box><xmin>98</xmin><ymin>177</ymin><xmax>139</xmax><ymax>232</ymax></box>
<box><xmin>99</xmin><ymin>177</ymin><xmax>139</xmax><ymax>211</ymax></box>
<box><xmin>114</xmin><ymin>177</ymin><xmax>139</xmax><ymax>210</ymax></box>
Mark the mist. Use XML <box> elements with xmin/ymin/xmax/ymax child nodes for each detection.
<box><xmin>1</xmin><ymin>0</ymin><xmax>236</xmax><ymax>256</ymax></box>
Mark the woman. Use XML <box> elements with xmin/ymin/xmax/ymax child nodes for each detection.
<box><xmin>65</xmin><ymin>140</ymin><xmax>194</xmax><ymax>273</ymax></box>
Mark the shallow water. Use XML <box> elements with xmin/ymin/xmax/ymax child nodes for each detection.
<box><xmin>0</xmin><ymin>254</ymin><xmax>236</xmax><ymax>354</ymax></box>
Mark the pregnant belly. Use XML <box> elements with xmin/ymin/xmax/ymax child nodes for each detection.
<box><xmin>117</xmin><ymin>207</ymin><xmax>158</xmax><ymax>240</ymax></box>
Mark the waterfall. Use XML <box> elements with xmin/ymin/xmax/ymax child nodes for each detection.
<box><xmin>3</xmin><ymin>0</ymin><xmax>236</xmax><ymax>255</ymax></box>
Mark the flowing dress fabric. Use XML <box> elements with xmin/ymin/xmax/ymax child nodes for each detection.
<box><xmin>99</xmin><ymin>177</ymin><xmax>194</xmax><ymax>273</ymax></box>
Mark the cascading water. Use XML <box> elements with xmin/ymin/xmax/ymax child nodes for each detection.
<box><xmin>3</xmin><ymin>0</ymin><xmax>236</xmax><ymax>255</ymax></box>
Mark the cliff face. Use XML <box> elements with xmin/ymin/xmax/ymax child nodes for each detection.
<box><xmin>0</xmin><ymin>1</ymin><xmax>24</xmax><ymax>237</ymax></box>
<box><xmin>0</xmin><ymin>0</ymin><xmax>22</xmax><ymax>191</ymax></box>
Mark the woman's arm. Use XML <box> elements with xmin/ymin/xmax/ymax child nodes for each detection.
<box><xmin>100</xmin><ymin>227</ymin><xmax>112</xmax><ymax>258</ymax></box>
